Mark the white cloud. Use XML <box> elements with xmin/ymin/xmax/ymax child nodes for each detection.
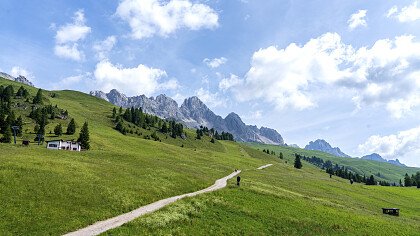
<box><xmin>93</xmin><ymin>60</ymin><xmax>178</xmax><ymax>96</ymax></box>
<box><xmin>54</xmin><ymin>44</ymin><xmax>84</xmax><ymax>61</ymax></box>
<box><xmin>116</xmin><ymin>0</ymin><xmax>219</xmax><ymax>39</ymax></box>
<box><xmin>358</xmin><ymin>126</ymin><xmax>420</xmax><ymax>166</ymax></box>
<box><xmin>54</xmin><ymin>10</ymin><xmax>91</xmax><ymax>61</ymax></box>
<box><xmin>10</xmin><ymin>66</ymin><xmax>34</xmax><ymax>80</ymax></box>
<box><xmin>203</xmin><ymin>57</ymin><xmax>227</xmax><ymax>68</ymax></box>
<box><xmin>93</xmin><ymin>36</ymin><xmax>117</xmax><ymax>60</ymax></box>
<box><xmin>387</xmin><ymin>1</ymin><xmax>420</xmax><ymax>22</ymax></box>
<box><xmin>222</xmin><ymin>33</ymin><xmax>420</xmax><ymax>117</ymax></box>
<box><xmin>219</xmin><ymin>74</ymin><xmax>242</xmax><ymax>91</ymax></box>
<box><xmin>195</xmin><ymin>87</ymin><xmax>226</xmax><ymax>108</ymax></box>
<box><xmin>348</xmin><ymin>9</ymin><xmax>367</xmax><ymax>30</ymax></box>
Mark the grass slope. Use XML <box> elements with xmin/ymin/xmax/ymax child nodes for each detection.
<box><xmin>0</xmin><ymin>78</ymin><xmax>268</xmax><ymax>235</ymax></box>
<box><xmin>105</xmin><ymin>149</ymin><xmax>420</xmax><ymax>236</ymax></box>
<box><xmin>246</xmin><ymin>143</ymin><xmax>420</xmax><ymax>184</ymax></box>
<box><xmin>0</xmin><ymin>78</ymin><xmax>419</xmax><ymax>235</ymax></box>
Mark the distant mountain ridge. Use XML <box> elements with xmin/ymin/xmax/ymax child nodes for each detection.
<box><xmin>361</xmin><ymin>153</ymin><xmax>406</xmax><ymax>167</ymax></box>
<box><xmin>304</xmin><ymin>139</ymin><xmax>407</xmax><ymax>167</ymax></box>
<box><xmin>0</xmin><ymin>72</ymin><xmax>34</xmax><ymax>86</ymax></box>
<box><xmin>305</xmin><ymin>139</ymin><xmax>350</xmax><ymax>157</ymax></box>
<box><xmin>90</xmin><ymin>89</ymin><xmax>284</xmax><ymax>145</ymax></box>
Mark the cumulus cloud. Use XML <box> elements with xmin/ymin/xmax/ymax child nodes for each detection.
<box><xmin>358</xmin><ymin>126</ymin><xmax>420</xmax><ymax>166</ymax></box>
<box><xmin>10</xmin><ymin>66</ymin><xmax>34</xmax><ymax>80</ymax></box>
<box><xmin>115</xmin><ymin>0</ymin><xmax>219</xmax><ymax>39</ymax></box>
<box><xmin>387</xmin><ymin>1</ymin><xmax>420</xmax><ymax>22</ymax></box>
<box><xmin>93</xmin><ymin>60</ymin><xmax>179</xmax><ymax>96</ymax></box>
<box><xmin>219</xmin><ymin>74</ymin><xmax>241</xmax><ymax>91</ymax></box>
<box><xmin>54</xmin><ymin>10</ymin><xmax>91</xmax><ymax>61</ymax></box>
<box><xmin>93</xmin><ymin>36</ymin><xmax>117</xmax><ymax>60</ymax></box>
<box><xmin>195</xmin><ymin>87</ymin><xmax>226</xmax><ymax>108</ymax></box>
<box><xmin>222</xmin><ymin>33</ymin><xmax>420</xmax><ymax>117</ymax></box>
<box><xmin>348</xmin><ymin>9</ymin><xmax>367</xmax><ymax>30</ymax></box>
<box><xmin>203</xmin><ymin>57</ymin><xmax>227</xmax><ymax>68</ymax></box>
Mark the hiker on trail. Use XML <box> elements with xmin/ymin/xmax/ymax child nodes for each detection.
<box><xmin>330</xmin><ymin>174</ymin><xmax>332</xmax><ymax>178</ymax></box>
<box><xmin>237</xmin><ymin>176</ymin><xmax>241</xmax><ymax>186</ymax></box>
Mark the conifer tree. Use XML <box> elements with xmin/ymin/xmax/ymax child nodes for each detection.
<box><xmin>78</xmin><ymin>121</ymin><xmax>90</xmax><ymax>150</ymax></box>
<box><xmin>404</xmin><ymin>173</ymin><xmax>412</xmax><ymax>187</ymax></box>
<box><xmin>366</xmin><ymin>175</ymin><xmax>376</xmax><ymax>185</ymax></box>
<box><xmin>2</xmin><ymin>123</ymin><xmax>12</xmax><ymax>143</ymax></box>
<box><xmin>54</xmin><ymin>123</ymin><xmax>63</xmax><ymax>136</ymax></box>
<box><xmin>67</xmin><ymin>118</ymin><xmax>76</xmax><ymax>135</ymax></box>
<box><xmin>112</xmin><ymin>107</ymin><xmax>117</xmax><ymax>118</ymax></box>
<box><xmin>33</xmin><ymin>89</ymin><xmax>43</xmax><ymax>104</ymax></box>
<box><xmin>294</xmin><ymin>155</ymin><xmax>302</xmax><ymax>169</ymax></box>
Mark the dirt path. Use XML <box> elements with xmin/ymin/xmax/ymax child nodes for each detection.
<box><xmin>257</xmin><ymin>164</ymin><xmax>273</xmax><ymax>170</ymax></box>
<box><xmin>64</xmin><ymin>164</ymin><xmax>271</xmax><ymax>236</ymax></box>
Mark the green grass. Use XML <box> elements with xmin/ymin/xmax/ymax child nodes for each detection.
<box><xmin>1</xmin><ymin>78</ymin><xmax>419</xmax><ymax>235</ymax></box>
<box><xmin>105</xmin><ymin>148</ymin><xmax>420</xmax><ymax>236</ymax></box>
<box><xmin>246</xmin><ymin>143</ymin><xmax>420</xmax><ymax>184</ymax></box>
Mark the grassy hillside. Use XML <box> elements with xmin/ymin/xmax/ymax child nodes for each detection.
<box><xmin>106</xmin><ymin>149</ymin><xmax>420</xmax><ymax>235</ymax></box>
<box><xmin>246</xmin><ymin>143</ymin><xmax>420</xmax><ymax>184</ymax></box>
<box><xmin>0</xmin><ymin>78</ymin><xmax>419</xmax><ymax>235</ymax></box>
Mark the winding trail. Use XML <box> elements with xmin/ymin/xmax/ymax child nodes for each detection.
<box><xmin>64</xmin><ymin>164</ymin><xmax>272</xmax><ymax>236</ymax></box>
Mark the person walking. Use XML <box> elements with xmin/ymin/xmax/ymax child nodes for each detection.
<box><xmin>237</xmin><ymin>175</ymin><xmax>241</xmax><ymax>186</ymax></box>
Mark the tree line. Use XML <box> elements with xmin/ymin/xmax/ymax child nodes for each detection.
<box><xmin>113</xmin><ymin>106</ymin><xmax>185</xmax><ymax>139</ymax></box>
<box><xmin>403</xmin><ymin>172</ymin><xmax>420</xmax><ymax>188</ymax></box>
<box><xmin>196</xmin><ymin>125</ymin><xmax>234</xmax><ymax>142</ymax></box>
<box><xmin>295</xmin><ymin>153</ymin><xmax>394</xmax><ymax>186</ymax></box>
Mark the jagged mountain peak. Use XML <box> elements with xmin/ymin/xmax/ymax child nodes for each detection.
<box><xmin>181</xmin><ymin>96</ymin><xmax>208</xmax><ymax>110</ymax></box>
<box><xmin>225</xmin><ymin>112</ymin><xmax>241</xmax><ymax>120</ymax></box>
<box><xmin>361</xmin><ymin>153</ymin><xmax>407</xmax><ymax>167</ymax></box>
<box><xmin>305</xmin><ymin>139</ymin><xmax>350</xmax><ymax>158</ymax></box>
<box><xmin>0</xmin><ymin>72</ymin><xmax>34</xmax><ymax>86</ymax></box>
<box><xmin>90</xmin><ymin>89</ymin><xmax>284</xmax><ymax>145</ymax></box>
<box><xmin>361</xmin><ymin>153</ymin><xmax>386</xmax><ymax>162</ymax></box>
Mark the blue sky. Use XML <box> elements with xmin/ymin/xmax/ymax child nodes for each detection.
<box><xmin>1</xmin><ymin>0</ymin><xmax>420</xmax><ymax>166</ymax></box>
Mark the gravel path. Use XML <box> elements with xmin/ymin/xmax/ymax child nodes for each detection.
<box><xmin>257</xmin><ymin>164</ymin><xmax>273</xmax><ymax>170</ymax></box>
<box><xmin>64</xmin><ymin>164</ymin><xmax>272</xmax><ymax>236</ymax></box>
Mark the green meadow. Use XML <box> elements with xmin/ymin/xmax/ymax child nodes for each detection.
<box><xmin>246</xmin><ymin>142</ymin><xmax>420</xmax><ymax>184</ymax></box>
<box><xmin>0</xmin><ymin>78</ymin><xmax>419</xmax><ymax>235</ymax></box>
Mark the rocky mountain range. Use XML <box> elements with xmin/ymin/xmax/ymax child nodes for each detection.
<box><xmin>0</xmin><ymin>72</ymin><xmax>34</xmax><ymax>87</ymax></box>
<box><xmin>361</xmin><ymin>153</ymin><xmax>406</xmax><ymax>167</ymax></box>
<box><xmin>304</xmin><ymin>139</ymin><xmax>407</xmax><ymax>167</ymax></box>
<box><xmin>90</xmin><ymin>89</ymin><xmax>284</xmax><ymax>144</ymax></box>
<box><xmin>304</xmin><ymin>139</ymin><xmax>350</xmax><ymax>157</ymax></box>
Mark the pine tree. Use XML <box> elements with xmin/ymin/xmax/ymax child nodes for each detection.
<box><xmin>112</xmin><ymin>107</ymin><xmax>117</xmax><ymax>118</ymax></box>
<box><xmin>78</xmin><ymin>122</ymin><xmax>90</xmax><ymax>150</ymax></box>
<box><xmin>210</xmin><ymin>138</ymin><xmax>215</xmax><ymax>143</ymax></box>
<box><xmin>54</xmin><ymin>124</ymin><xmax>63</xmax><ymax>136</ymax></box>
<box><xmin>279</xmin><ymin>152</ymin><xmax>283</xmax><ymax>159</ymax></box>
<box><xmin>366</xmin><ymin>175</ymin><xmax>376</xmax><ymax>185</ymax></box>
<box><xmin>33</xmin><ymin>89</ymin><xmax>43</xmax><ymax>104</ymax></box>
<box><xmin>404</xmin><ymin>173</ymin><xmax>412</xmax><ymax>187</ymax></box>
<box><xmin>294</xmin><ymin>155</ymin><xmax>302</xmax><ymax>169</ymax></box>
<box><xmin>34</xmin><ymin>124</ymin><xmax>40</xmax><ymax>134</ymax></box>
<box><xmin>2</xmin><ymin>123</ymin><xmax>12</xmax><ymax>143</ymax></box>
<box><xmin>67</xmin><ymin>118</ymin><xmax>76</xmax><ymax>135</ymax></box>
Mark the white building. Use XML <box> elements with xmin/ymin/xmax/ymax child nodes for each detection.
<box><xmin>46</xmin><ymin>140</ymin><xmax>81</xmax><ymax>151</ymax></box>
